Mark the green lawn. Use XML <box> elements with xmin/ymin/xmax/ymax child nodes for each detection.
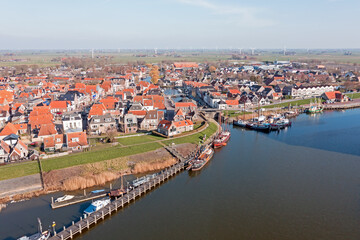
<box><xmin>117</xmin><ymin>135</ymin><xmax>154</xmax><ymax>146</ymax></box>
<box><xmin>164</xmin><ymin>122</ymin><xmax>217</xmax><ymax>145</ymax></box>
<box><xmin>0</xmin><ymin>161</ymin><xmax>40</xmax><ymax>181</ymax></box>
<box><xmin>261</xmin><ymin>98</ymin><xmax>317</xmax><ymax>109</ymax></box>
<box><xmin>223</xmin><ymin>110</ymin><xmax>251</xmax><ymax>117</ymax></box>
<box><xmin>41</xmin><ymin>142</ymin><xmax>163</xmax><ymax>172</ymax></box>
<box><xmin>345</xmin><ymin>92</ymin><xmax>360</xmax><ymax>99</ymax></box>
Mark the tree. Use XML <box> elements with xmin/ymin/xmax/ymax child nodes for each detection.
<box><xmin>209</xmin><ymin>66</ymin><xmax>216</xmax><ymax>73</ymax></box>
<box><xmin>105</xmin><ymin>129</ymin><xmax>117</xmax><ymax>143</ymax></box>
<box><xmin>149</xmin><ymin>65</ymin><xmax>159</xmax><ymax>84</ymax></box>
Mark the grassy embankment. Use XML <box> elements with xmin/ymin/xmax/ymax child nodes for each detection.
<box><xmin>0</xmin><ymin>123</ymin><xmax>218</xmax><ymax>181</ymax></box>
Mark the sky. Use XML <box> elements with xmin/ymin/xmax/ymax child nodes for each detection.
<box><xmin>0</xmin><ymin>0</ymin><xmax>359</xmax><ymax>49</ymax></box>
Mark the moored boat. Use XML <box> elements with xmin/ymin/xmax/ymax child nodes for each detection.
<box><xmin>233</xmin><ymin>119</ymin><xmax>247</xmax><ymax>128</ymax></box>
<box><xmin>214</xmin><ymin>112</ymin><xmax>231</xmax><ymax>149</ymax></box>
<box><xmin>213</xmin><ymin>131</ymin><xmax>230</xmax><ymax>148</ymax></box>
<box><xmin>18</xmin><ymin>218</ymin><xmax>50</xmax><ymax>240</ymax></box>
<box><xmin>189</xmin><ymin>146</ymin><xmax>214</xmax><ymax>171</ymax></box>
<box><xmin>251</xmin><ymin>123</ymin><xmax>271</xmax><ymax>132</ymax></box>
<box><xmin>54</xmin><ymin>195</ymin><xmax>74</xmax><ymax>203</ymax></box>
<box><xmin>84</xmin><ymin>198</ymin><xmax>111</xmax><ymax>215</ymax></box>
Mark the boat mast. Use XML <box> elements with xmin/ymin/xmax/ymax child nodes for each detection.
<box><xmin>121</xmin><ymin>173</ymin><xmax>123</xmax><ymax>190</ymax></box>
<box><xmin>37</xmin><ymin>217</ymin><xmax>43</xmax><ymax>233</ymax></box>
<box><xmin>218</xmin><ymin>111</ymin><xmax>222</xmax><ymax>132</ymax></box>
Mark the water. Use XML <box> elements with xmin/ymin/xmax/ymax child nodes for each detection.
<box><xmin>2</xmin><ymin>109</ymin><xmax>360</xmax><ymax>239</ymax></box>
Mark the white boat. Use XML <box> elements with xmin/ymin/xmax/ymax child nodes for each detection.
<box><xmin>54</xmin><ymin>195</ymin><xmax>74</xmax><ymax>203</ymax></box>
<box><xmin>84</xmin><ymin>198</ymin><xmax>111</xmax><ymax>215</ymax></box>
<box><xmin>18</xmin><ymin>218</ymin><xmax>50</xmax><ymax>240</ymax></box>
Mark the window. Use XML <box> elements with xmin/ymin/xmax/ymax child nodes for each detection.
<box><xmin>71</xmin><ymin>137</ymin><xmax>79</xmax><ymax>142</ymax></box>
<box><xmin>94</xmin><ymin>119</ymin><xmax>100</xmax><ymax>123</ymax></box>
<box><xmin>56</xmin><ymin>138</ymin><xmax>61</xmax><ymax>143</ymax></box>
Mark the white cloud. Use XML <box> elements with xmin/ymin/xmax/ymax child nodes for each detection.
<box><xmin>176</xmin><ymin>0</ymin><xmax>275</xmax><ymax>27</ymax></box>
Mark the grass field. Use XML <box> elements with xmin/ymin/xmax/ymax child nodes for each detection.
<box><xmin>0</xmin><ymin>122</ymin><xmax>218</xmax><ymax>180</ymax></box>
<box><xmin>261</xmin><ymin>98</ymin><xmax>317</xmax><ymax>109</ymax></box>
<box><xmin>345</xmin><ymin>92</ymin><xmax>360</xmax><ymax>99</ymax></box>
<box><xmin>164</xmin><ymin>122</ymin><xmax>217</xmax><ymax>145</ymax></box>
<box><xmin>117</xmin><ymin>135</ymin><xmax>155</xmax><ymax>146</ymax></box>
<box><xmin>0</xmin><ymin>161</ymin><xmax>40</xmax><ymax>181</ymax></box>
<box><xmin>2</xmin><ymin>50</ymin><xmax>360</xmax><ymax>67</ymax></box>
<box><xmin>41</xmin><ymin>142</ymin><xmax>163</xmax><ymax>172</ymax></box>
<box><xmin>223</xmin><ymin>110</ymin><xmax>251</xmax><ymax>117</ymax></box>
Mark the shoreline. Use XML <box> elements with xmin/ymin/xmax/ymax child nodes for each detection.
<box><xmin>0</xmin><ymin>143</ymin><xmax>197</xmax><ymax>206</ymax></box>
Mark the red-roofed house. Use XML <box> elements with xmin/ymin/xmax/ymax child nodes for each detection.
<box><xmin>226</xmin><ymin>100</ymin><xmax>239</xmax><ymax>109</ymax></box>
<box><xmin>66</xmin><ymin>132</ymin><xmax>88</xmax><ymax>151</ymax></box>
<box><xmin>49</xmin><ymin>101</ymin><xmax>70</xmax><ymax>114</ymax></box>
<box><xmin>322</xmin><ymin>91</ymin><xmax>349</xmax><ymax>103</ymax></box>
<box><xmin>88</xmin><ymin>103</ymin><xmax>107</xmax><ymax>119</ymax></box>
<box><xmin>157</xmin><ymin>119</ymin><xmax>193</xmax><ymax>137</ymax></box>
<box><xmin>0</xmin><ymin>123</ymin><xmax>19</xmax><ymax>139</ymax></box>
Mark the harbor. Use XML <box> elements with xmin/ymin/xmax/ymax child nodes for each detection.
<box><xmin>2</xmin><ymin>109</ymin><xmax>360</xmax><ymax>240</ymax></box>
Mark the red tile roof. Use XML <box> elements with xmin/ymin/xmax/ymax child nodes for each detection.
<box><xmin>0</xmin><ymin>123</ymin><xmax>18</xmax><ymax>136</ymax></box>
<box><xmin>175</xmin><ymin>102</ymin><xmax>196</xmax><ymax>108</ymax></box>
<box><xmin>38</xmin><ymin>123</ymin><xmax>57</xmax><ymax>137</ymax></box>
<box><xmin>67</xmin><ymin>132</ymin><xmax>88</xmax><ymax>148</ymax></box>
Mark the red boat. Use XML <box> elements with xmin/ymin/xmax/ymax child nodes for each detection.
<box><xmin>213</xmin><ymin>112</ymin><xmax>231</xmax><ymax>149</ymax></box>
<box><xmin>213</xmin><ymin>131</ymin><xmax>231</xmax><ymax>148</ymax></box>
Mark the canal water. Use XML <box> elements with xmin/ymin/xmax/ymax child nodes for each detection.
<box><xmin>2</xmin><ymin>109</ymin><xmax>360</xmax><ymax>239</ymax></box>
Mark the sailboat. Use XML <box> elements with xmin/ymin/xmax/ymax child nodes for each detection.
<box><xmin>213</xmin><ymin>112</ymin><xmax>231</xmax><ymax>149</ymax></box>
<box><xmin>109</xmin><ymin>174</ymin><xmax>126</xmax><ymax>198</ymax></box>
<box><xmin>233</xmin><ymin>102</ymin><xmax>248</xmax><ymax>127</ymax></box>
<box><xmin>251</xmin><ymin>101</ymin><xmax>270</xmax><ymax>132</ymax></box>
<box><xmin>17</xmin><ymin>218</ymin><xmax>50</xmax><ymax>240</ymax></box>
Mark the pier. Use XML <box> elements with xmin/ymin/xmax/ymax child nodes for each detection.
<box><xmin>49</xmin><ymin>162</ymin><xmax>186</xmax><ymax>240</ymax></box>
<box><xmin>51</xmin><ymin>191</ymin><xmax>108</xmax><ymax>209</ymax></box>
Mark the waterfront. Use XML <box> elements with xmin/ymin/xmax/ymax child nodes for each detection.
<box><xmin>2</xmin><ymin>109</ymin><xmax>360</xmax><ymax>239</ymax></box>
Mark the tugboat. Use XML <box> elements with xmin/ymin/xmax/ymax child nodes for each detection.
<box><xmin>84</xmin><ymin>198</ymin><xmax>111</xmax><ymax>215</ymax></box>
<box><xmin>213</xmin><ymin>112</ymin><xmax>231</xmax><ymax>149</ymax></box>
<box><xmin>17</xmin><ymin>218</ymin><xmax>50</xmax><ymax>240</ymax></box>
<box><xmin>188</xmin><ymin>145</ymin><xmax>214</xmax><ymax>171</ymax></box>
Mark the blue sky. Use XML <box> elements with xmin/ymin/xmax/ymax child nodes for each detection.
<box><xmin>0</xmin><ymin>0</ymin><xmax>359</xmax><ymax>49</ymax></box>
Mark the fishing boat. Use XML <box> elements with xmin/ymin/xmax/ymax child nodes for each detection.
<box><xmin>17</xmin><ymin>218</ymin><xmax>50</xmax><ymax>240</ymax></box>
<box><xmin>84</xmin><ymin>198</ymin><xmax>111</xmax><ymax>215</ymax></box>
<box><xmin>189</xmin><ymin>146</ymin><xmax>214</xmax><ymax>171</ymax></box>
<box><xmin>306</xmin><ymin>98</ymin><xmax>323</xmax><ymax>114</ymax></box>
<box><xmin>54</xmin><ymin>195</ymin><xmax>74</xmax><ymax>203</ymax></box>
<box><xmin>233</xmin><ymin>119</ymin><xmax>247</xmax><ymax>128</ymax></box>
<box><xmin>213</xmin><ymin>113</ymin><xmax>231</xmax><ymax>149</ymax></box>
<box><xmin>251</xmin><ymin>123</ymin><xmax>271</xmax><ymax>132</ymax></box>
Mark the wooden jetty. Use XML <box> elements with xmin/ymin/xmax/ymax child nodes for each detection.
<box><xmin>51</xmin><ymin>191</ymin><xmax>108</xmax><ymax>209</ymax></box>
<box><xmin>49</xmin><ymin>162</ymin><xmax>185</xmax><ymax>240</ymax></box>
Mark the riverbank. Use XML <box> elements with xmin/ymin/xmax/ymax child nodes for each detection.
<box><xmin>0</xmin><ymin>143</ymin><xmax>197</xmax><ymax>205</ymax></box>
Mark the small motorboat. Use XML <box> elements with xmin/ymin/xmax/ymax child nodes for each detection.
<box><xmin>91</xmin><ymin>189</ymin><xmax>105</xmax><ymax>194</ymax></box>
<box><xmin>54</xmin><ymin>195</ymin><xmax>74</xmax><ymax>203</ymax></box>
<box><xmin>84</xmin><ymin>198</ymin><xmax>111</xmax><ymax>215</ymax></box>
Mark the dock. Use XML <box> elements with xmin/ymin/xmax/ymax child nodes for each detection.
<box><xmin>49</xmin><ymin>162</ymin><xmax>185</xmax><ymax>240</ymax></box>
<box><xmin>51</xmin><ymin>191</ymin><xmax>108</xmax><ymax>209</ymax></box>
